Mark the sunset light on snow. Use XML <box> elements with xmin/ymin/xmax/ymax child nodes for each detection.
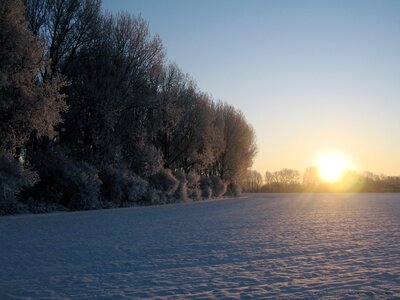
<box><xmin>1</xmin><ymin>0</ymin><xmax>400</xmax><ymax>298</ymax></box>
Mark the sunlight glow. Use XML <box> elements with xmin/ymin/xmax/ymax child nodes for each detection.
<box><xmin>317</xmin><ymin>151</ymin><xmax>352</xmax><ymax>182</ymax></box>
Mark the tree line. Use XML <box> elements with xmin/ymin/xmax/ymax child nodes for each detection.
<box><xmin>242</xmin><ymin>168</ymin><xmax>400</xmax><ymax>193</ymax></box>
<box><xmin>0</xmin><ymin>0</ymin><xmax>257</xmax><ymax>215</ymax></box>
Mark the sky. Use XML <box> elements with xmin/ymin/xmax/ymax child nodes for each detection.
<box><xmin>102</xmin><ymin>0</ymin><xmax>400</xmax><ymax>176</ymax></box>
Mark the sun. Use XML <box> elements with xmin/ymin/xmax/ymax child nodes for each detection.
<box><xmin>317</xmin><ymin>151</ymin><xmax>351</xmax><ymax>182</ymax></box>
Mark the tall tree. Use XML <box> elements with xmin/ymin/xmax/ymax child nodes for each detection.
<box><xmin>0</xmin><ymin>0</ymin><xmax>66</xmax><ymax>156</ymax></box>
<box><xmin>0</xmin><ymin>0</ymin><xmax>66</xmax><ymax>208</ymax></box>
<box><xmin>24</xmin><ymin>0</ymin><xmax>102</xmax><ymax>76</ymax></box>
<box><xmin>44</xmin><ymin>11</ymin><xmax>165</xmax><ymax>166</ymax></box>
<box><xmin>213</xmin><ymin>103</ymin><xmax>257</xmax><ymax>183</ymax></box>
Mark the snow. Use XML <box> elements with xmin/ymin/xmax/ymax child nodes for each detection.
<box><xmin>1</xmin><ymin>193</ymin><xmax>400</xmax><ymax>299</ymax></box>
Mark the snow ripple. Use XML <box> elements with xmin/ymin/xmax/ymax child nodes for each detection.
<box><xmin>1</xmin><ymin>193</ymin><xmax>400</xmax><ymax>299</ymax></box>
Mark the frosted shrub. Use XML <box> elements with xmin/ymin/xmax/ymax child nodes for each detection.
<box><xmin>200</xmin><ymin>176</ymin><xmax>212</xmax><ymax>199</ymax></box>
<box><xmin>186</xmin><ymin>172</ymin><xmax>201</xmax><ymax>200</ymax></box>
<box><xmin>191</xmin><ymin>188</ymin><xmax>202</xmax><ymax>201</ymax></box>
<box><xmin>226</xmin><ymin>182</ymin><xmax>242</xmax><ymax>197</ymax></box>
<box><xmin>127</xmin><ymin>142</ymin><xmax>163</xmax><ymax>178</ymax></box>
<box><xmin>210</xmin><ymin>176</ymin><xmax>227</xmax><ymax>198</ymax></box>
<box><xmin>173</xmin><ymin>172</ymin><xmax>189</xmax><ymax>202</ymax></box>
<box><xmin>69</xmin><ymin>161</ymin><xmax>101</xmax><ymax>210</ymax></box>
<box><xmin>0</xmin><ymin>155</ymin><xmax>38</xmax><ymax>214</ymax></box>
<box><xmin>100</xmin><ymin>165</ymin><xmax>149</xmax><ymax>205</ymax></box>
<box><xmin>32</xmin><ymin>150</ymin><xmax>101</xmax><ymax>210</ymax></box>
<box><xmin>149</xmin><ymin>169</ymin><xmax>179</xmax><ymax>195</ymax></box>
<box><xmin>145</xmin><ymin>188</ymin><xmax>162</xmax><ymax>205</ymax></box>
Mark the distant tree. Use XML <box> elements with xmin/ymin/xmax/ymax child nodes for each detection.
<box><xmin>242</xmin><ymin>170</ymin><xmax>263</xmax><ymax>192</ymax></box>
<box><xmin>263</xmin><ymin>169</ymin><xmax>300</xmax><ymax>192</ymax></box>
<box><xmin>303</xmin><ymin>167</ymin><xmax>320</xmax><ymax>189</ymax></box>
<box><xmin>359</xmin><ymin>171</ymin><xmax>383</xmax><ymax>192</ymax></box>
<box><xmin>357</xmin><ymin>171</ymin><xmax>400</xmax><ymax>192</ymax></box>
<box><xmin>264</xmin><ymin>171</ymin><xmax>272</xmax><ymax>184</ymax></box>
<box><xmin>276</xmin><ymin>169</ymin><xmax>300</xmax><ymax>185</ymax></box>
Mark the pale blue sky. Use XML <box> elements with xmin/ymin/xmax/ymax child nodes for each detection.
<box><xmin>103</xmin><ymin>0</ymin><xmax>400</xmax><ymax>175</ymax></box>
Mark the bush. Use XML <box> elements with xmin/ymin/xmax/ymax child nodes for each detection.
<box><xmin>19</xmin><ymin>198</ymin><xmax>67</xmax><ymax>214</ymax></box>
<box><xmin>29</xmin><ymin>149</ymin><xmax>101</xmax><ymax>210</ymax></box>
<box><xmin>210</xmin><ymin>176</ymin><xmax>227</xmax><ymax>198</ymax></box>
<box><xmin>200</xmin><ymin>176</ymin><xmax>212</xmax><ymax>199</ymax></box>
<box><xmin>69</xmin><ymin>161</ymin><xmax>101</xmax><ymax>209</ymax></box>
<box><xmin>0</xmin><ymin>154</ymin><xmax>38</xmax><ymax>205</ymax></box>
<box><xmin>173</xmin><ymin>172</ymin><xmax>189</xmax><ymax>202</ymax></box>
<box><xmin>146</xmin><ymin>188</ymin><xmax>164</xmax><ymax>205</ymax></box>
<box><xmin>149</xmin><ymin>168</ymin><xmax>179</xmax><ymax>195</ymax></box>
<box><xmin>226</xmin><ymin>182</ymin><xmax>242</xmax><ymax>197</ymax></box>
<box><xmin>186</xmin><ymin>172</ymin><xmax>201</xmax><ymax>200</ymax></box>
<box><xmin>126</xmin><ymin>141</ymin><xmax>163</xmax><ymax>178</ymax></box>
<box><xmin>100</xmin><ymin>164</ymin><xmax>149</xmax><ymax>206</ymax></box>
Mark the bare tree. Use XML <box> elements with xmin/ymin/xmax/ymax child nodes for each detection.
<box><xmin>213</xmin><ymin>102</ymin><xmax>257</xmax><ymax>183</ymax></box>
<box><xmin>276</xmin><ymin>169</ymin><xmax>300</xmax><ymax>185</ymax></box>
<box><xmin>0</xmin><ymin>0</ymin><xmax>66</xmax><ymax>156</ymax></box>
<box><xmin>303</xmin><ymin>167</ymin><xmax>320</xmax><ymax>189</ymax></box>
<box><xmin>242</xmin><ymin>170</ymin><xmax>263</xmax><ymax>192</ymax></box>
<box><xmin>24</xmin><ymin>0</ymin><xmax>102</xmax><ymax>76</ymax></box>
<box><xmin>55</xmin><ymin>11</ymin><xmax>164</xmax><ymax>165</ymax></box>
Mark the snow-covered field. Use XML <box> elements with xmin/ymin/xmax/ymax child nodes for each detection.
<box><xmin>1</xmin><ymin>193</ymin><xmax>400</xmax><ymax>299</ymax></box>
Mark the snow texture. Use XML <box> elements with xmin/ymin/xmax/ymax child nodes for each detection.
<box><xmin>1</xmin><ymin>193</ymin><xmax>400</xmax><ymax>299</ymax></box>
